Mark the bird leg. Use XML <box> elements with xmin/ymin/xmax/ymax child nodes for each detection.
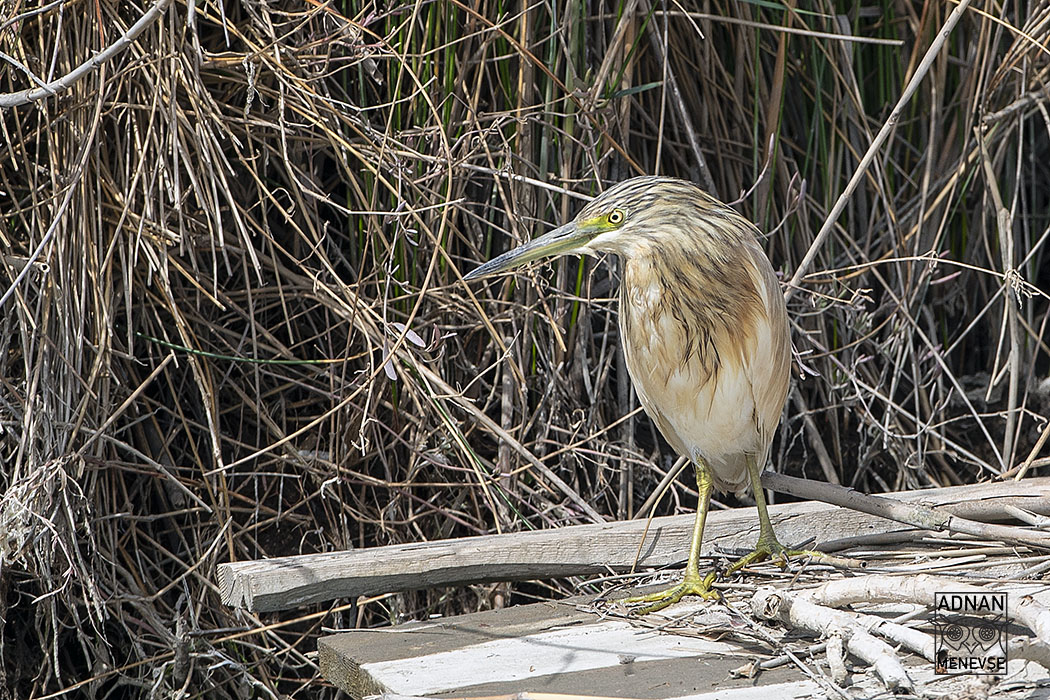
<box><xmin>725</xmin><ymin>454</ymin><xmax>823</xmax><ymax>574</ymax></box>
<box><xmin>620</xmin><ymin>458</ymin><xmax>720</xmax><ymax>614</ymax></box>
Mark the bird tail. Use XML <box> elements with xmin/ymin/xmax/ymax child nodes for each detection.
<box><xmin>707</xmin><ymin>452</ymin><xmax>759</xmax><ymax>499</ymax></box>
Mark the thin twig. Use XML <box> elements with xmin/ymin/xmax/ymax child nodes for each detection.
<box><xmin>784</xmin><ymin>0</ymin><xmax>975</xmax><ymax>299</ymax></box>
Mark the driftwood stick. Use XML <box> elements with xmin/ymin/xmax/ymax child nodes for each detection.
<box><xmin>802</xmin><ymin>573</ymin><xmax>1050</xmax><ymax>654</ymax></box>
<box><xmin>761</xmin><ymin>472</ymin><xmax>1050</xmax><ymax>550</ymax></box>
<box><xmin>751</xmin><ymin>588</ymin><xmax>915</xmax><ymax>692</ymax></box>
<box><xmin>750</xmin><ymin>574</ymin><xmax>1050</xmax><ymax>692</ymax></box>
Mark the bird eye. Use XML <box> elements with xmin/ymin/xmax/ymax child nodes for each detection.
<box><xmin>608</xmin><ymin>209</ymin><xmax>625</xmax><ymax>225</ymax></box>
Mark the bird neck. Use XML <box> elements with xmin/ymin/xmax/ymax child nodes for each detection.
<box><xmin>616</xmin><ymin>234</ymin><xmax>764</xmax><ymax>367</ymax></box>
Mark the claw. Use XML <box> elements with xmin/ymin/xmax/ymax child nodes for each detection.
<box><xmin>726</xmin><ymin>535</ymin><xmax>823</xmax><ymax>575</ymax></box>
<box><xmin>619</xmin><ymin>570</ymin><xmax>720</xmax><ymax>614</ymax></box>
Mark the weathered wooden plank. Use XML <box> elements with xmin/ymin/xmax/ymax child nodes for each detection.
<box><xmin>317</xmin><ymin>595</ymin><xmax>823</xmax><ymax>699</ymax></box>
<box><xmin>220</xmin><ymin>478</ymin><xmax>1050</xmax><ymax>612</ymax></box>
<box><xmin>373</xmin><ymin>688</ymin><xmax>825</xmax><ymax>700</ymax></box>
<box><xmin>368</xmin><ymin>689</ymin><xmax>823</xmax><ymax>700</ymax></box>
<box><xmin>221</xmin><ymin>501</ymin><xmax>822</xmax><ymax>611</ymax></box>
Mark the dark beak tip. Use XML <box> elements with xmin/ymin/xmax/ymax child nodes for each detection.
<box><xmin>462</xmin><ymin>266</ymin><xmax>491</xmax><ymax>282</ymax></box>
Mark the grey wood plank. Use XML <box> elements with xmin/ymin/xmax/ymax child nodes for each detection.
<box><xmin>221</xmin><ymin>479</ymin><xmax>1050</xmax><ymax>612</ymax></box>
<box><xmin>318</xmin><ymin>595</ymin><xmax>815</xmax><ymax>699</ymax></box>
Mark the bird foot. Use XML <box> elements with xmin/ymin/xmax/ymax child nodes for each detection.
<box><xmin>619</xmin><ymin>570</ymin><xmax>720</xmax><ymax>614</ymax></box>
<box><xmin>726</xmin><ymin>536</ymin><xmax>823</xmax><ymax>575</ymax></box>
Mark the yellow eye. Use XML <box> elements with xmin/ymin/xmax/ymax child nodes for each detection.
<box><xmin>608</xmin><ymin>209</ymin><xmax>625</xmax><ymax>225</ymax></box>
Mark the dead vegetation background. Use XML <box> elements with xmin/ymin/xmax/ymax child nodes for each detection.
<box><xmin>1</xmin><ymin>0</ymin><xmax>1048</xmax><ymax>696</ymax></box>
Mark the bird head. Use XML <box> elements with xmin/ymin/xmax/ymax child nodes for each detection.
<box><xmin>463</xmin><ymin>176</ymin><xmax>725</xmax><ymax>280</ymax></box>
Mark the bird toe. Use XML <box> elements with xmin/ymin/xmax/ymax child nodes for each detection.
<box><xmin>618</xmin><ymin>571</ymin><xmax>720</xmax><ymax>614</ymax></box>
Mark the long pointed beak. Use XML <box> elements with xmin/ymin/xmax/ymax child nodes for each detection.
<box><xmin>463</xmin><ymin>222</ymin><xmax>586</xmax><ymax>280</ymax></box>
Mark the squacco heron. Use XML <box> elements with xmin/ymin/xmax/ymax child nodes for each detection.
<box><xmin>465</xmin><ymin>176</ymin><xmax>802</xmax><ymax>612</ymax></box>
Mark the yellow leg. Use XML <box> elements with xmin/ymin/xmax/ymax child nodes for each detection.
<box><xmin>726</xmin><ymin>454</ymin><xmax>822</xmax><ymax>574</ymax></box>
<box><xmin>621</xmin><ymin>458</ymin><xmax>720</xmax><ymax>614</ymax></box>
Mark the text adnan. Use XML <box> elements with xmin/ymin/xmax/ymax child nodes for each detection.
<box><xmin>936</xmin><ymin>593</ymin><xmax>1005</xmax><ymax>613</ymax></box>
